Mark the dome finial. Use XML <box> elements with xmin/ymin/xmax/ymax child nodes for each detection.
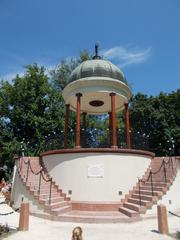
<box><xmin>93</xmin><ymin>43</ymin><xmax>101</xmax><ymax>59</ymax></box>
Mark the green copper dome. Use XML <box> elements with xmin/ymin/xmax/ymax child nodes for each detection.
<box><xmin>68</xmin><ymin>59</ymin><xmax>128</xmax><ymax>86</ymax></box>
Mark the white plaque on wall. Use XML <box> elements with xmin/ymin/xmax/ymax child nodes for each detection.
<box><xmin>87</xmin><ymin>164</ymin><xmax>104</xmax><ymax>178</ymax></box>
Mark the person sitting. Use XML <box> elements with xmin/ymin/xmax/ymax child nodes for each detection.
<box><xmin>2</xmin><ymin>181</ymin><xmax>11</xmax><ymax>193</ymax></box>
<box><xmin>72</xmin><ymin>226</ymin><xmax>83</xmax><ymax>240</ymax></box>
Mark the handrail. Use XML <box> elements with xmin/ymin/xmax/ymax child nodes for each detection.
<box><xmin>138</xmin><ymin>178</ymin><xmax>142</xmax><ymax>206</ymax></box>
<box><xmin>150</xmin><ymin>171</ymin><xmax>154</xmax><ymax>196</ymax></box>
<box><xmin>26</xmin><ymin>160</ymin><xmax>30</xmax><ymax>183</ymax></box>
<box><xmin>170</xmin><ymin>156</ymin><xmax>174</xmax><ymax>174</ymax></box>
<box><xmin>49</xmin><ymin>178</ymin><xmax>53</xmax><ymax>205</ymax></box>
<box><xmin>163</xmin><ymin>160</ymin><xmax>167</xmax><ymax>182</ymax></box>
<box><xmin>38</xmin><ymin>170</ymin><xmax>42</xmax><ymax>195</ymax></box>
<box><xmin>17</xmin><ymin>156</ymin><xmax>53</xmax><ymax>205</ymax></box>
<box><xmin>138</xmin><ymin>156</ymin><xmax>176</xmax><ymax>206</ymax></box>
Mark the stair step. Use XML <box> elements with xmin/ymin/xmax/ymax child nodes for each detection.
<box><xmin>27</xmin><ymin>182</ymin><xmax>59</xmax><ymax>187</ymax></box>
<box><xmin>140</xmin><ymin>186</ymin><xmax>166</xmax><ymax>192</ymax></box>
<box><xmin>123</xmin><ymin>202</ymin><xmax>146</xmax><ymax>213</ymax></box>
<box><xmin>119</xmin><ymin>207</ymin><xmax>139</xmax><ymax>217</ymax></box>
<box><xmin>29</xmin><ymin>186</ymin><xmax>60</xmax><ymax>193</ymax></box>
<box><xmin>135</xmin><ymin>190</ymin><xmax>162</xmax><ymax>196</ymax></box>
<box><xmin>128</xmin><ymin>198</ymin><xmax>153</xmax><ymax>207</ymax></box>
<box><xmin>50</xmin><ymin>205</ymin><xmax>72</xmax><ymax>215</ymax></box>
<box><xmin>56</xmin><ymin>211</ymin><xmax>132</xmax><ymax>223</ymax></box>
<box><xmin>144</xmin><ymin>182</ymin><xmax>168</xmax><ymax>187</ymax></box>
<box><xmin>146</xmin><ymin>178</ymin><xmax>171</xmax><ymax>182</ymax></box>
<box><xmin>31</xmin><ymin>189</ymin><xmax>60</xmax><ymax>195</ymax></box>
<box><xmin>26</xmin><ymin>178</ymin><xmax>51</xmax><ymax>182</ymax></box>
<box><xmin>39</xmin><ymin>196</ymin><xmax>65</xmax><ymax>204</ymax></box>
<box><xmin>132</xmin><ymin>194</ymin><xmax>157</xmax><ymax>201</ymax></box>
<box><xmin>35</xmin><ymin>193</ymin><xmax>61</xmax><ymax>199</ymax></box>
<box><xmin>27</xmin><ymin>183</ymin><xmax>50</xmax><ymax>187</ymax></box>
<box><xmin>45</xmin><ymin>201</ymin><xmax>70</xmax><ymax>209</ymax></box>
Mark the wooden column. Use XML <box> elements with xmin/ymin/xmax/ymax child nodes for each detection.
<box><xmin>110</xmin><ymin>93</ymin><xmax>117</xmax><ymax>148</ymax></box>
<box><xmin>124</xmin><ymin>103</ymin><xmax>131</xmax><ymax>149</ymax></box>
<box><xmin>64</xmin><ymin>104</ymin><xmax>70</xmax><ymax>149</ymax></box>
<box><xmin>75</xmin><ymin>93</ymin><xmax>82</xmax><ymax>148</ymax></box>
<box><xmin>82</xmin><ymin>112</ymin><xmax>87</xmax><ymax>147</ymax></box>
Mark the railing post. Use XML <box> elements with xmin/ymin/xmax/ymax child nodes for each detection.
<box><xmin>150</xmin><ymin>170</ymin><xmax>154</xmax><ymax>196</ymax></box>
<box><xmin>20</xmin><ymin>157</ymin><xmax>23</xmax><ymax>171</ymax></box>
<box><xmin>163</xmin><ymin>160</ymin><xmax>167</xmax><ymax>182</ymax></box>
<box><xmin>26</xmin><ymin>160</ymin><xmax>30</xmax><ymax>183</ymax></box>
<box><xmin>18</xmin><ymin>157</ymin><xmax>20</xmax><ymax>170</ymax></box>
<box><xmin>49</xmin><ymin>178</ymin><xmax>52</xmax><ymax>205</ymax></box>
<box><xmin>170</xmin><ymin>156</ymin><xmax>174</xmax><ymax>174</ymax></box>
<box><xmin>19</xmin><ymin>203</ymin><xmax>29</xmax><ymax>231</ymax></box>
<box><xmin>157</xmin><ymin>204</ymin><xmax>169</xmax><ymax>235</ymax></box>
<box><xmin>38</xmin><ymin>169</ymin><xmax>42</xmax><ymax>195</ymax></box>
<box><xmin>138</xmin><ymin>178</ymin><xmax>142</xmax><ymax>206</ymax></box>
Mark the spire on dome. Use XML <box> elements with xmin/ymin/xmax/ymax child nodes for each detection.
<box><xmin>92</xmin><ymin>43</ymin><xmax>101</xmax><ymax>59</ymax></box>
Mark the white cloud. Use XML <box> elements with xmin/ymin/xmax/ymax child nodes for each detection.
<box><xmin>102</xmin><ymin>46</ymin><xmax>151</xmax><ymax>68</ymax></box>
<box><xmin>0</xmin><ymin>64</ymin><xmax>55</xmax><ymax>83</ymax></box>
<box><xmin>0</xmin><ymin>72</ymin><xmax>24</xmax><ymax>82</ymax></box>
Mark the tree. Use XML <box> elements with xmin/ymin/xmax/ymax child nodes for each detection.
<box><xmin>0</xmin><ymin>64</ymin><xmax>66</xmax><ymax>158</ymax></box>
<box><xmin>50</xmin><ymin>50</ymin><xmax>92</xmax><ymax>90</ymax></box>
<box><xmin>130</xmin><ymin>90</ymin><xmax>180</xmax><ymax>156</ymax></box>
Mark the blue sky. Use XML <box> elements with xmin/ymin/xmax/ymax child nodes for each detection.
<box><xmin>0</xmin><ymin>0</ymin><xmax>179</xmax><ymax>95</ymax></box>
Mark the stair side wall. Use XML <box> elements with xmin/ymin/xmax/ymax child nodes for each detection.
<box><xmin>146</xmin><ymin>158</ymin><xmax>180</xmax><ymax>216</ymax></box>
<box><xmin>11</xmin><ymin>161</ymin><xmax>45</xmax><ymax>214</ymax></box>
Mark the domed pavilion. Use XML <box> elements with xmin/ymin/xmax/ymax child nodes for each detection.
<box><xmin>62</xmin><ymin>44</ymin><xmax>132</xmax><ymax>149</ymax></box>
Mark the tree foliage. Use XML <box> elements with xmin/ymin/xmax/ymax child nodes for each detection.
<box><xmin>0</xmin><ymin>63</ymin><xmax>65</xmax><ymax>174</ymax></box>
<box><xmin>50</xmin><ymin>50</ymin><xmax>92</xmax><ymax>90</ymax></box>
<box><xmin>130</xmin><ymin>91</ymin><xmax>180</xmax><ymax>155</ymax></box>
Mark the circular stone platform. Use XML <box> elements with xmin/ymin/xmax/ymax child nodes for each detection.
<box><xmin>41</xmin><ymin>148</ymin><xmax>154</xmax><ymax>211</ymax></box>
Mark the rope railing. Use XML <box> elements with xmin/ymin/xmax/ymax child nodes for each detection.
<box><xmin>138</xmin><ymin>156</ymin><xmax>177</xmax><ymax>206</ymax></box>
<box><xmin>170</xmin><ymin>156</ymin><xmax>174</xmax><ymax>174</ymax></box>
<box><xmin>168</xmin><ymin>211</ymin><xmax>180</xmax><ymax>218</ymax></box>
<box><xmin>17</xmin><ymin>157</ymin><xmax>53</xmax><ymax>205</ymax></box>
<box><xmin>41</xmin><ymin>171</ymin><xmax>53</xmax><ymax>205</ymax></box>
<box><xmin>138</xmin><ymin>178</ymin><xmax>142</xmax><ymax>206</ymax></box>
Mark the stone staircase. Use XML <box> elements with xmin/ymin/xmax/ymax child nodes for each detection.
<box><xmin>17</xmin><ymin>156</ymin><xmax>177</xmax><ymax>222</ymax></box>
<box><xmin>119</xmin><ymin>157</ymin><xmax>177</xmax><ymax>217</ymax></box>
<box><xmin>17</xmin><ymin>157</ymin><xmax>72</xmax><ymax>216</ymax></box>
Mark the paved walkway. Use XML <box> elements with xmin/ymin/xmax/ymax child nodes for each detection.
<box><xmin>0</xmin><ymin>197</ymin><xmax>179</xmax><ymax>240</ymax></box>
